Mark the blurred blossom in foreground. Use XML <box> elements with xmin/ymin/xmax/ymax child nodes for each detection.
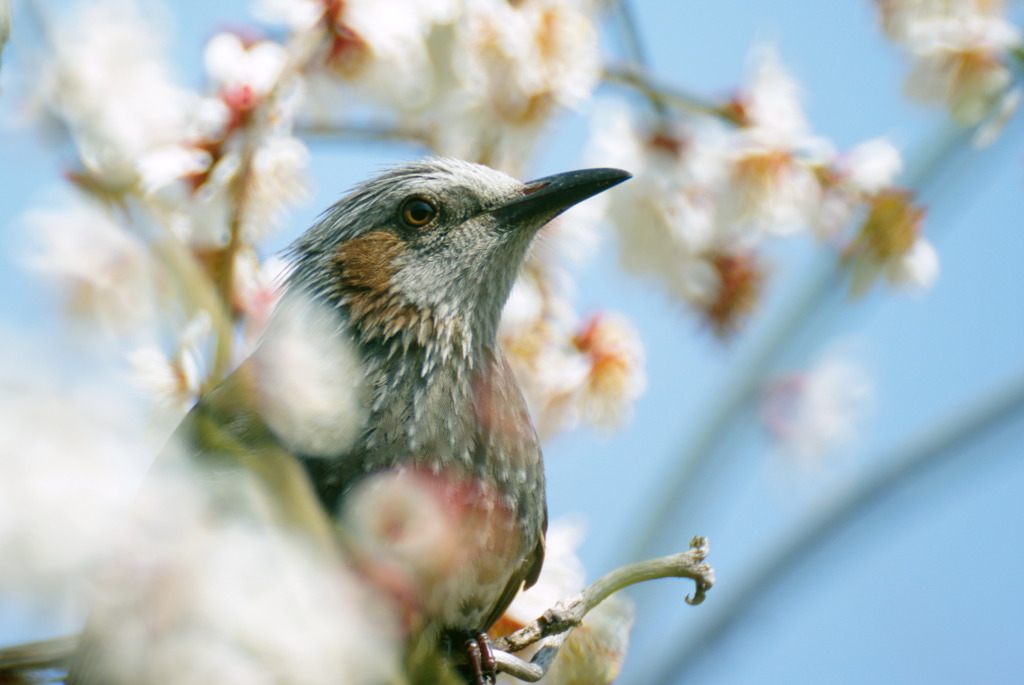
<box><xmin>128</xmin><ymin>313</ymin><xmax>212</xmax><ymax>416</ymax></box>
<box><xmin>343</xmin><ymin>468</ymin><xmax>519</xmax><ymax>635</ymax></box>
<box><xmin>492</xmin><ymin>520</ymin><xmax>634</xmax><ymax>685</ymax></box>
<box><xmin>260</xmin><ymin>0</ymin><xmax>457</xmax><ymax>108</ymax></box>
<box><xmin>81</xmin><ymin>467</ymin><xmax>401</xmax><ymax>685</ymax></box>
<box><xmin>25</xmin><ymin>195</ymin><xmax>157</xmax><ymax>331</ymax></box>
<box><xmin>0</xmin><ymin>326</ymin><xmax>398</xmax><ymax>682</ymax></box>
<box><xmin>204</xmin><ymin>31</ymin><xmax>287</xmax><ymax>101</ymax></box>
<box><xmin>761</xmin><ymin>348</ymin><xmax>874</xmax><ymax>463</ymax></box>
<box><xmin>251</xmin><ymin>291</ymin><xmax>367</xmax><ymax>458</ymax></box>
<box><xmin>26</xmin><ymin>1</ymin><xmax>311</xmax><ymax>248</ymax></box>
<box><xmin>234</xmin><ymin>252</ymin><xmax>292</xmax><ymax>348</ymax></box>
<box><xmin>0</xmin><ymin>334</ymin><xmax>162</xmax><ymax>606</ymax></box>
<box><xmin>874</xmin><ymin>0</ymin><xmax>1022</xmax><ymax>127</ymax></box>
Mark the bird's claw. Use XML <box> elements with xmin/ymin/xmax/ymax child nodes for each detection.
<box><xmin>464</xmin><ymin>632</ymin><xmax>497</xmax><ymax>685</ymax></box>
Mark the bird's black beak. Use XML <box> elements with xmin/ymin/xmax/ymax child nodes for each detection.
<box><xmin>492</xmin><ymin>167</ymin><xmax>632</xmax><ymax>226</ymax></box>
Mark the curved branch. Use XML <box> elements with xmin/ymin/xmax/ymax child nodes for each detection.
<box><xmin>641</xmin><ymin>369</ymin><xmax>1024</xmax><ymax>685</ymax></box>
<box><xmin>491</xmin><ymin>537</ymin><xmax>713</xmax><ymax>681</ymax></box>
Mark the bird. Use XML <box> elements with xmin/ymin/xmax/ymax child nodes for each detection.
<box><xmin>65</xmin><ymin>157</ymin><xmax>631</xmax><ymax>685</ymax></box>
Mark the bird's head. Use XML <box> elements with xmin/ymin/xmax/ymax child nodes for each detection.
<box><xmin>287</xmin><ymin>158</ymin><xmax>630</xmax><ymax>354</ymax></box>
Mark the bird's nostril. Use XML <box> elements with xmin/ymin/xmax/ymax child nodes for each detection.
<box><xmin>521</xmin><ymin>182</ymin><xmax>550</xmax><ymax>196</ymax></box>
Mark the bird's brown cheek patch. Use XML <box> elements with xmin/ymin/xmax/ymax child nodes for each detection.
<box><xmin>334</xmin><ymin>229</ymin><xmax>404</xmax><ymax>295</ymax></box>
<box><xmin>334</xmin><ymin>230</ymin><xmax>435</xmax><ymax>342</ymax></box>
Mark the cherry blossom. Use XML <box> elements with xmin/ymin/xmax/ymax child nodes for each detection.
<box><xmin>762</xmin><ymin>349</ymin><xmax>874</xmax><ymax>462</ymax></box>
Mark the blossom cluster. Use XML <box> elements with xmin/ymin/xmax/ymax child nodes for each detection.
<box><xmin>258</xmin><ymin>0</ymin><xmax>603</xmax><ymax>174</ymax></box>
<box><xmin>20</xmin><ymin>0</ymin><xmax>639</xmax><ymax>437</ymax></box>
<box><xmin>25</xmin><ymin>0</ymin><xmax>311</xmax><ymax>413</ymax></box>
<box><xmin>10</xmin><ymin>1</ymin><xmax>638</xmax><ymax>681</ymax></box>
<box><xmin>874</xmin><ymin>0</ymin><xmax>1022</xmax><ymax>130</ymax></box>
<box><xmin>243</xmin><ymin>0</ymin><xmax>644</xmax><ymax>433</ymax></box>
<box><xmin>501</xmin><ymin>261</ymin><xmax>647</xmax><ymax>436</ymax></box>
<box><xmin>589</xmin><ymin>46</ymin><xmax>938</xmax><ymax>336</ymax></box>
<box><xmin>2</xmin><ymin>0</ymin><xmax>957</xmax><ymax>681</ymax></box>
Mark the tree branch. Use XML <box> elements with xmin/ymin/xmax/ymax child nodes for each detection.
<box><xmin>490</xmin><ymin>537</ymin><xmax>714</xmax><ymax>682</ymax></box>
<box><xmin>0</xmin><ymin>635</ymin><xmax>77</xmax><ymax>679</ymax></box>
<box><xmin>294</xmin><ymin>120</ymin><xmax>432</xmax><ymax>148</ymax></box>
<box><xmin>602</xmin><ymin>64</ymin><xmax>738</xmax><ymax>125</ymax></box>
<box><xmin>641</xmin><ymin>368</ymin><xmax>1024</xmax><ymax>685</ymax></box>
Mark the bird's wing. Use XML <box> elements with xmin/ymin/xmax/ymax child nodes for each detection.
<box><xmin>480</xmin><ymin>506</ymin><xmax>547</xmax><ymax>636</ymax></box>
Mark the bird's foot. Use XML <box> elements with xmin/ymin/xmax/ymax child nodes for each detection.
<box><xmin>464</xmin><ymin>632</ymin><xmax>497</xmax><ymax>685</ymax></box>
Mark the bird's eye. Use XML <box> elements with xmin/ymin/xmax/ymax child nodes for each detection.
<box><xmin>400</xmin><ymin>197</ymin><xmax>438</xmax><ymax>229</ymax></box>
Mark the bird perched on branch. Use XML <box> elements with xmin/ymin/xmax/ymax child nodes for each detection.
<box><xmin>66</xmin><ymin>158</ymin><xmax>630</xmax><ymax>685</ymax></box>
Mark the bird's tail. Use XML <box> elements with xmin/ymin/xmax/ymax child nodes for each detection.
<box><xmin>0</xmin><ymin>635</ymin><xmax>77</xmax><ymax>684</ymax></box>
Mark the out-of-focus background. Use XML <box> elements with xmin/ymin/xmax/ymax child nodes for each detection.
<box><xmin>1</xmin><ymin>0</ymin><xmax>1023</xmax><ymax>683</ymax></box>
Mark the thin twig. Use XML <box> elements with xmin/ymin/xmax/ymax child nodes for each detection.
<box><xmin>612</xmin><ymin>0</ymin><xmax>670</xmax><ymax>122</ymax></box>
<box><xmin>640</xmin><ymin>367</ymin><xmax>1024</xmax><ymax>685</ymax></box>
<box><xmin>603</xmin><ymin>64</ymin><xmax>739</xmax><ymax>124</ymax></box>
<box><xmin>491</xmin><ymin>538</ymin><xmax>713</xmax><ymax>681</ymax></box>
<box><xmin>207</xmin><ymin>23</ymin><xmax>332</xmax><ymax>384</ymax></box>
<box><xmin>294</xmin><ymin>121</ymin><xmax>432</xmax><ymax>148</ymax></box>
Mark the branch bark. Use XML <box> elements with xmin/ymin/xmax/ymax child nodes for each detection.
<box><xmin>491</xmin><ymin>536</ymin><xmax>714</xmax><ymax>682</ymax></box>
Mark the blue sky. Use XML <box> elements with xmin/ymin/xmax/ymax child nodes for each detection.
<box><xmin>2</xmin><ymin>1</ymin><xmax>1023</xmax><ymax>683</ymax></box>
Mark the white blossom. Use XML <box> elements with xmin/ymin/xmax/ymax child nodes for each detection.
<box><xmin>252</xmin><ymin>0</ymin><xmax>325</xmax><ymax>31</ymax></box>
<box><xmin>588</xmin><ymin>103</ymin><xmax>725</xmax><ymax>304</ymax></box>
<box><xmin>339</xmin><ymin>0</ymin><xmax>458</xmax><ymax>106</ymax></box>
<box><xmin>31</xmin><ymin>0</ymin><xmax>197</xmax><ymax>188</ymax></box>
<box><xmin>570</xmin><ymin>313</ymin><xmax>647</xmax><ymax>430</ymax></box>
<box><xmin>204</xmin><ymin>32</ymin><xmax>288</xmax><ymax>98</ymax></box>
<box><xmin>762</xmin><ymin>349</ymin><xmax>874</xmax><ymax>462</ymax></box>
<box><xmin>814</xmin><ymin>138</ymin><xmax>904</xmax><ymax>239</ymax></box>
<box><xmin>251</xmin><ymin>291</ymin><xmax>366</xmax><ymax>458</ymax></box>
<box><xmin>0</xmin><ymin>336</ymin><xmax>151</xmax><ymax>596</ymax></box>
<box><xmin>182</xmin><ymin>135</ymin><xmax>310</xmax><ymax>247</ymax></box>
<box><xmin>128</xmin><ymin>313</ymin><xmax>211</xmax><ymax>414</ymax></box>
<box><xmin>737</xmin><ymin>44</ymin><xmax>814</xmax><ymax>146</ymax></box>
<box><xmin>424</xmin><ymin>0</ymin><xmax>602</xmax><ymax>172</ymax></box>
<box><xmin>244</xmin><ymin>135</ymin><xmax>312</xmax><ymax>240</ymax></box>
<box><xmin>875</xmin><ymin>0</ymin><xmax>1021</xmax><ymax>125</ymax></box>
<box><xmin>720</xmin><ymin>46</ymin><xmax>833</xmax><ymax>237</ymax></box>
<box><xmin>25</xmin><ymin>195</ymin><xmax>156</xmax><ymax>329</ymax></box>
<box><xmin>136</xmin><ymin>144</ymin><xmax>212</xmax><ymax>195</ymax></box>
<box><xmin>887</xmin><ymin>236</ymin><xmax>940</xmax><ymax>291</ymax></box>
<box><xmin>86</xmin><ymin>458</ymin><xmax>401</xmax><ymax>685</ymax></box>
<box><xmin>341</xmin><ymin>468</ymin><xmax>522</xmax><ymax>628</ymax></box>
<box><xmin>234</xmin><ymin>252</ymin><xmax>292</xmax><ymax>348</ymax></box>
<box><xmin>718</xmin><ymin>143</ymin><xmax>822</xmax><ymax>236</ymax></box>
<box><xmin>838</xmin><ymin>137</ymin><xmax>903</xmax><ymax>194</ymax></box>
